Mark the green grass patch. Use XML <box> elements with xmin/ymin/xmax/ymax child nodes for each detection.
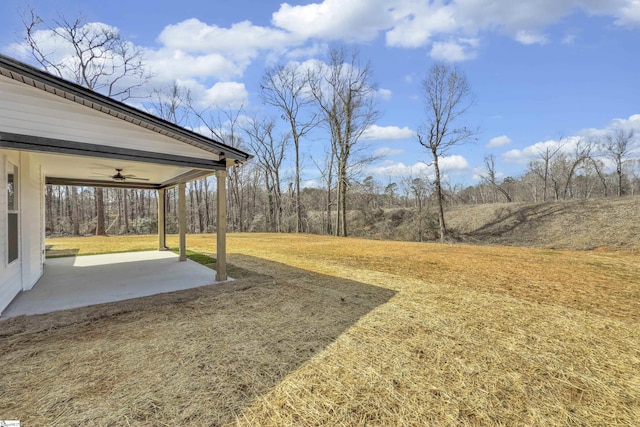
<box><xmin>169</xmin><ymin>248</ymin><xmax>216</xmax><ymax>266</ymax></box>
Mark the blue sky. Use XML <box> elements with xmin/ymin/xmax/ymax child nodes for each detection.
<box><xmin>1</xmin><ymin>0</ymin><xmax>639</xmax><ymax>188</ymax></box>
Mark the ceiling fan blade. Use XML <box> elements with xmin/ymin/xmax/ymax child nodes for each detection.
<box><xmin>126</xmin><ymin>177</ymin><xmax>150</xmax><ymax>181</ymax></box>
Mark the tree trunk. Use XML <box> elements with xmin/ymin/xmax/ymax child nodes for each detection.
<box><xmin>617</xmin><ymin>160</ymin><xmax>623</xmax><ymax>197</ymax></box>
<box><xmin>195</xmin><ymin>180</ymin><xmax>204</xmax><ymax>233</ymax></box>
<box><xmin>542</xmin><ymin>158</ymin><xmax>549</xmax><ymax>202</ymax></box>
<box><xmin>189</xmin><ymin>182</ymin><xmax>196</xmax><ymax>233</ymax></box>
<box><xmin>96</xmin><ymin>187</ymin><xmax>106</xmax><ymax>236</ymax></box>
<box><xmin>326</xmin><ymin>187</ymin><xmax>333</xmax><ymax>235</ymax></box>
<box><xmin>71</xmin><ymin>186</ymin><xmax>80</xmax><ymax>235</ymax></box>
<box><xmin>335</xmin><ymin>172</ymin><xmax>342</xmax><ymax>237</ymax></box>
<box><xmin>46</xmin><ymin>186</ymin><xmax>55</xmax><ymax>233</ymax></box>
<box><xmin>338</xmin><ymin>159</ymin><xmax>348</xmax><ymax>237</ymax></box>
<box><xmin>204</xmin><ymin>177</ymin><xmax>210</xmax><ymax>231</ymax></box>
<box><xmin>433</xmin><ymin>151</ymin><xmax>447</xmax><ymax>242</ymax></box>
<box><xmin>294</xmin><ymin>138</ymin><xmax>304</xmax><ymax>233</ymax></box>
<box><xmin>124</xmin><ymin>189</ymin><xmax>130</xmax><ymax>234</ymax></box>
<box><xmin>117</xmin><ymin>190</ymin><xmax>122</xmax><ymax>234</ymax></box>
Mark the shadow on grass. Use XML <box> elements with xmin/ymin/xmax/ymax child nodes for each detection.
<box><xmin>463</xmin><ymin>202</ymin><xmax>566</xmax><ymax>240</ymax></box>
<box><xmin>0</xmin><ymin>254</ymin><xmax>397</xmax><ymax>425</ymax></box>
<box><xmin>168</xmin><ymin>248</ymin><xmax>261</xmax><ymax>279</ymax></box>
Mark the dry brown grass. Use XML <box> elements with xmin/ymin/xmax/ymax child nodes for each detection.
<box><xmin>1</xmin><ymin>234</ymin><xmax>639</xmax><ymax>426</ymax></box>
<box><xmin>447</xmin><ymin>196</ymin><xmax>640</xmax><ymax>250</ymax></box>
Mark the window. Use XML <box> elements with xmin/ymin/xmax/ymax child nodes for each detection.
<box><xmin>7</xmin><ymin>162</ymin><xmax>18</xmax><ymax>264</ymax></box>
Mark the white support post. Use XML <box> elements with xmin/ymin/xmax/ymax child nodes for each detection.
<box><xmin>178</xmin><ymin>182</ymin><xmax>187</xmax><ymax>261</ymax></box>
<box><xmin>216</xmin><ymin>169</ymin><xmax>227</xmax><ymax>281</ymax></box>
<box><xmin>158</xmin><ymin>188</ymin><xmax>166</xmax><ymax>251</ymax></box>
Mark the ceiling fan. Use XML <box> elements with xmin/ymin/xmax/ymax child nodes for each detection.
<box><xmin>91</xmin><ymin>168</ymin><xmax>150</xmax><ymax>182</ymax></box>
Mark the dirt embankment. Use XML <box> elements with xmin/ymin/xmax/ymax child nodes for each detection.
<box><xmin>446</xmin><ymin>196</ymin><xmax>640</xmax><ymax>250</ymax></box>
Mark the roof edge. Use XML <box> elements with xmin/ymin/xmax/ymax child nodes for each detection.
<box><xmin>0</xmin><ymin>53</ymin><xmax>251</xmax><ymax>162</ymax></box>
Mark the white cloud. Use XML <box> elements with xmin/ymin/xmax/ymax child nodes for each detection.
<box><xmin>190</xmin><ymin>125</ymin><xmax>216</xmax><ymax>138</ymax></box>
<box><xmin>175</xmin><ymin>79</ymin><xmax>248</xmax><ymax>109</ymax></box>
<box><xmin>158</xmin><ymin>19</ymin><xmax>293</xmax><ymax>56</ymax></box>
<box><xmin>371</xmin><ymin>155</ymin><xmax>469</xmax><ymax>177</ymax></box>
<box><xmin>201</xmin><ymin>82</ymin><xmax>249</xmax><ymax>109</ymax></box>
<box><xmin>375</xmin><ymin>147</ymin><xmax>405</xmax><ymax>157</ymax></box>
<box><xmin>302</xmin><ymin>179</ymin><xmax>321</xmax><ymax>188</ymax></box>
<box><xmin>146</xmin><ymin>50</ymin><xmax>243</xmax><ymax>81</ymax></box>
<box><xmin>372</xmin><ymin>160</ymin><xmax>428</xmax><ymax>177</ymax></box>
<box><xmin>514</xmin><ymin>30</ymin><xmax>548</xmax><ymax>45</ymax></box>
<box><xmin>386</xmin><ymin>0</ymin><xmax>640</xmax><ymax>49</ymax></box>
<box><xmin>583</xmin><ymin>114</ymin><xmax>640</xmax><ymax>157</ymax></box>
<box><xmin>503</xmin><ymin>114</ymin><xmax>640</xmax><ymax>164</ymax></box>
<box><xmin>12</xmin><ymin>0</ymin><xmax>640</xmax><ymax>107</ymax></box>
<box><xmin>614</xmin><ymin>0</ymin><xmax>640</xmax><ymax>26</ymax></box>
<box><xmin>430</xmin><ymin>38</ymin><xmax>479</xmax><ymax>61</ymax></box>
<box><xmin>284</xmin><ymin>42</ymin><xmax>329</xmax><ymax>59</ymax></box>
<box><xmin>608</xmin><ymin>113</ymin><xmax>640</xmax><ymax>133</ymax></box>
<box><xmin>386</xmin><ymin>2</ymin><xmax>458</xmax><ymax>48</ymax></box>
<box><xmin>9</xmin><ymin>22</ymin><xmax>119</xmax><ymax>64</ymax></box>
<box><xmin>487</xmin><ymin>135</ymin><xmax>512</xmax><ymax>148</ymax></box>
<box><xmin>440</xmin><ymin>154</ymin><xmax>471</xmax><ymax>171</ymax></box>
<box><xmin>272</xmin><ymin>0</ymin><xmax>393</xmax><ymax>42</ymax></box>
<box><xmin>151</xmin><ymin>18</ymin><xmax>297</xmax><ymax>81</ymax></box>
<box><xmin>562</xmin><ymin>32</ymin><xmax>578</xmax><ymax>45</ymax></box>
<box><xmin>472</xmin><ymin>167</ymin><xmax>504</xmax><ymax>181</ymax></box>
<box><xmin>376</xmin><ymin>88</ymin><xmax>393</xmax><ymax>100</ymax></box>
<box><xmin>362</xmin><ymin>125</ymin><xmax>415</xmax><ymax>140</ymax></box>
<box><xmin>269</xmin><ymin>0</ymin><xmax>640</xmax><ymax>51</ymax></box>
<box><xmin>503</xmin><ymin>138</ymin><xmax>574</xmax><ymax>164</ymax></box>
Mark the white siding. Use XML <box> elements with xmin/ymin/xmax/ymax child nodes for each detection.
<box><xmin>20</xmin><ymin>152</ymin><xmax>44</xmax><ymax>291</ymax></box>
<box><xmin>0</xmin><ymin>76</ymin><xmax>219</xmax><ymax>161</ymax></box>
<box><xmin>0</xmin><ymin>151</ymin><xmax>22</xmax><ymax>315</ymax></box>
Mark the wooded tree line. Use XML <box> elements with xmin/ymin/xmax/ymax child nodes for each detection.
<box><xmin>471</xmin><ymin>130</ymin><xmax>639</xmax><ymax>204</ymax></box>
<box><xmin>46</xmin><ymin>147</ymin><xmax>640</xmax><ymax>238</ymax></box>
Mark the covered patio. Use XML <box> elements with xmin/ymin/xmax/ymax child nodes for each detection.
<box><xmin>0</xmin><ymin>54</ymin><xmax>252</xmax><ymax>316</ymax></box>
<box><xmin>2</xmin><ymin>250</ymin><xmax>222</xmax><ymax>319</ymax></box>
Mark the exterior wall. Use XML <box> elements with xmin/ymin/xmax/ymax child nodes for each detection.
<box><xmin>20</xmin><ymin>152</ymin><xmax>44</xmax><ymax>291</ymax></box>
<box><xmin>0</xmin><ymin>150</ymin><xmax>44</xmax><ymax>316</ymax></box>
<box><xmin>0</xmin><ymin>76</ymin><xmax>219</xmax><ymax>161</ymax></box>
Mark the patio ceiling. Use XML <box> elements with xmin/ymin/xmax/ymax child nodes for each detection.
<box><xmin>37</xmin><ymin>151</ymin><xmax>212</xmax><ymax>190</ymax></box>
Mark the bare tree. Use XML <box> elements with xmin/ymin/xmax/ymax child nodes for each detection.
<box><xmin>628</xmin><ymin>159</ymin><xmax>640</xmax><ymax>196</ymax></box>
<box><xmin>384</xmin><ymin>182</ymin><xmax>398</xmax><ymax>208</ymax></box>
<box><xmin>22</xmin><ymin>8</ymin><xmax>149</xmax><ymax>100</ymax></box>
<box><xmin>529</xmin><ymin>139</ymin><xmax>566</xmax><ymax>202</ymax></box>
<box><xmin>149</xmin><ymin>83</ymin><xmax>191</xmax><ymax>125</ymax></box>
<box><xmin>22</xmin><ymin>8</ymin><xmax>150</xmax><ymax>236</ymax></box>
<box><xmin>588</xmin><ymin>156</ymin><xmax>610</xmax><ymax>197</ymax></box>
<box><xmin>244</xmin><ymin>117</ymin><xmax>289</xmax><ymax>232</ymax></box>
<box><xmin>401</xmin><ymin>175</ymin><xmax>430</xmax><ymax>242</ymax></box>
<box><xmin>311</xmin><ymin>146</ymin><xmax>337</xmax><ymax>235</ymax></box>
<box><xmin>192</xmin><ymin>107</ymin><xmax>250</xmax><ymax>232</ymax></box>
<box><xmin>308</xmin><ymin>47</ymin><xmax>381</xmax><ymax>237</ymax></box>
<box><xmin>605</xmin><ymin>129</ymin><xmax>634</xmax><ymax>196</ymax></box>
<box><xmin>261</xmin><ymin>64</ymin><xmax>318</xmax><ymax>232</ymax></box>
<box><xmin>563</xmin><ymin>138</ymin><xmax>593</xmax><ymax>198</ymax></box>
<box><xmin>480</xmin><ymin>154</ymin><xmax>512</xmax><ymax>202</ymax></box>
<box><xmin>417</xmin><ymin>62</ymin><xmax>476</xmax><ymax>242</ymax></box>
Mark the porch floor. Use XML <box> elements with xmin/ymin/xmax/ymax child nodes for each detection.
<box><xmin>2</xmin><ymin>251</ymin><xmax>222</xmax><ymax>319</ymax></box>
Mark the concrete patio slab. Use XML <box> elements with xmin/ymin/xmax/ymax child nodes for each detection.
<box><xmin>2</xmin><ymin>251</ymin><xmax>223</xmax><ymax>319</ymax></box>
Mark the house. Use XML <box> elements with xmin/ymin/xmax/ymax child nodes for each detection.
<box><xmin>0</xmin><ymin>54</ymin><xmax>251</xmax><ymax>316</ymax></box>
